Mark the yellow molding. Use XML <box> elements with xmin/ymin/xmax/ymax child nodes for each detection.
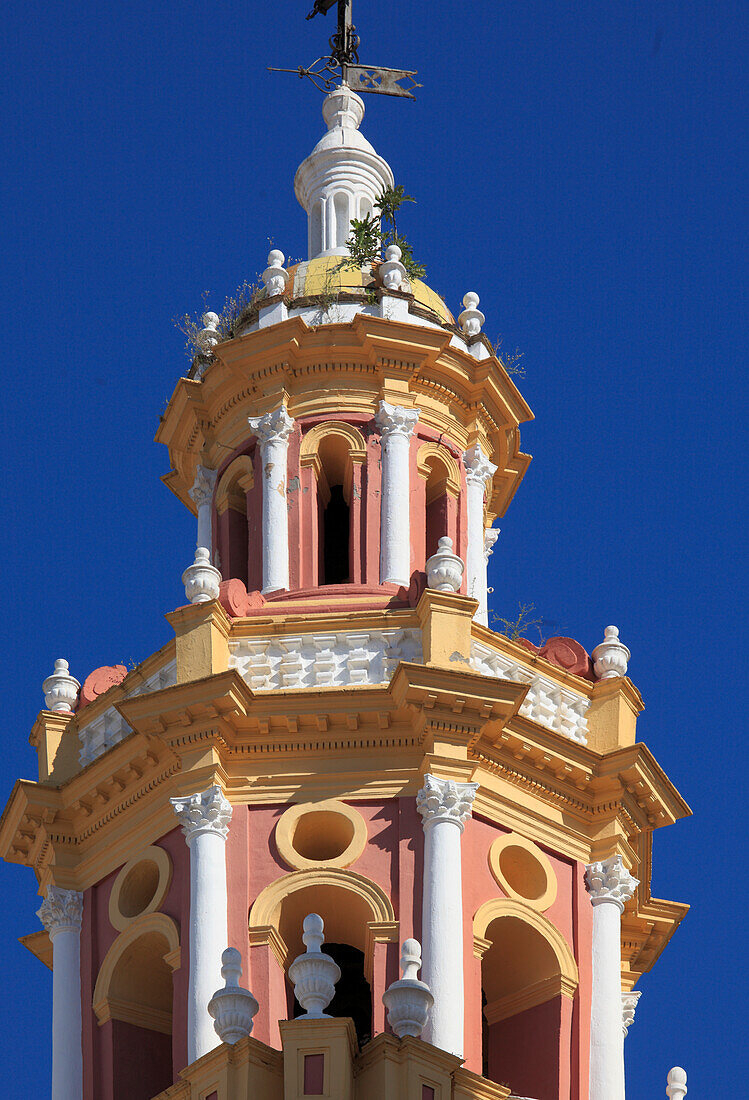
<box><xmin>249</xmin><ymin>866</ymin><xmax>396</xmax><ymax>928</ymax></box>
<box><xmin>216</xmin><ymin>455</ymin><xmax>254</xmax><ymax>514</ymax></box>
<box><xmin>247</xmin><ymin>924</ymin><xmax>288</xmax><ymax>969</ymax></box>
<box><xmin>473</xmin><ymin>898</ymin><xmax>579</xmax><ymax>994</ymax></box>
<box><xmin>29</xmin><ymin>710</ymin><xmax>79</xmax><ymax>785</ymax></box>
<box><xmin>416</xmin><ymin>440</ymin><xmax>461</xmax><ymax>499</ymax></box>
<box><xmin>108</xmin><ymin>844</ymin><xmax>173</xmax><ymax>932</ymax></box>
<box><xmin>483</xmin><ymin>973</ymin><xmax>577</xmax><ymax>1025</ymax></box>
<box><xmin>92</xmin><ymin>912</ymin><xmax>181</xmax><ymax>1032</ymax></box>
<box><xmin>487</xmin><ymin>832</ymin><xmax>558</xmax><ymax>913</ymax></box>
<box><xmin>166</xmin><ymin>601</ymin><xmax>232</xmax><ymax>685</ymax></box>
<box><xmin>274</xmin><ymin>799</ymin><xmax>367</xmax><ymax>872</ymax></box>
<box><xmin>19</xmin><ymin>929</ymin><xmax>52</xmax><ymax>970</ymax></box>
<box><xmin>93</xmin><ymin>995</ymin><xmax>172</xmax><ymax>1035</ymax></box>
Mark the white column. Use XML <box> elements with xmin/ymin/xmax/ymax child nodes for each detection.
<box><xmin>171</xmin><ymin>785</ymin><xmax>232</xmax><ymax>1064</ymax></box>
<box><xmin>375</xmin><ymin>400</ymin><xmax>419</xmax><ymax>586</ymax></box>
<box><xmin>248</xmin><ymin>405</ymin><xmax>294</xmax><ymax>593</ymax></box>
<box><xmin>585</xmin><ymin>855</ymin><xmax>639</xmax><ymax>1100</ymax></box>
<box><xmin>188</xmin><ymin>466</ymin><xmax>218</xmax><ymax>555</ymax></box>
<box><xmin>37</xmin><ymin>886</ymin><xmax>83</xmax><ymax>1100</ymax></box>
<box><xmin>477</xmin><ymin>526</ymin><xmax>500</xmax><ymax>626</ymax></box>
<box><xmin>463</xmin><ymin>444</ymin><xmax>497</xmax><ymax>612</ymax></box>
<box><xmin>416</xmin><ymin>774</ymin><xmax>478</xmax><ymax>1058</ymax></box>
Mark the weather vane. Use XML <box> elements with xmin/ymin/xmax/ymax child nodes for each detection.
<box><xmin>268</xmin><ymin>0</ymin><xmax>421</xmax><ymax>99</ymax></box>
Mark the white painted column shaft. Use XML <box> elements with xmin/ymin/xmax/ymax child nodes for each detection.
<box><xmin>376</xmin><ymin>401</ymin><xmax>419</xmax><ymax>587</ymax></box>
<box><xmin>417</xmin><ymin>775</ymin><xmax>477</xmax><ymax>1057</ymax></box>
<box><xmin>585</xmin><ymin>856</ymin><xmax>639</xmax><ymax>1100</ymax></box>
<box><xmin>37</xmin><ymin>887</ymin><xmax>83</xmax><ymax>1100</ymax></box>
<box><xmin>188</xmin><ymin>466</ymin><xmax>218</xmax><ymax>555</ymax></box>
<box><xmin>171</xmin><ymin>785</ymin><xmax>232</xmax><ymax>1064</ymax></box>
<box><xmin>463</xmin><ymin>444</ymin><xmax>497</xmax><ymax>617</ymax></box>
<box><xmin>249</xmin><ymin>406</ymin><xmax>294</xmax><ymax>593</ymax></box>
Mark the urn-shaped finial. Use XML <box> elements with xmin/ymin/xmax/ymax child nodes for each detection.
<box><xmin>379</xmin><ymin>244</ymin><xmax>407</xmax><ymax>291</ymax></box>
<box><xmin>382</xmin><ymin>939</ymin><xmax>433</xmax><ymax>1038</ymax></box>
<box><xmin>666</xmin><ymin>1067</ymin><xmax>687</xmax><ymax>1099</ymax></box>
<box><xmin>262</xmin><ymin>250</ymin><xmax>289</xmax><ymax>297</ymax></box>
<box><xmin>426</xmin><ymin>537</ymin><xmax>465</xmax><ymax>593</ymax></box>
<box><xmin>196</xmin><ymin>311</ymin><xmax>220</xmax><ymax>354</ymax></box>
<box><xmin>288</xmin><ymin>914</ymin><xmax>341</xmax><ymax>1019</ymax></box>
<box><xmin>42</xmin><ymin>659</ymin><xmax>80</xmax><ymax>713</ymax></box>
<box><xmin>182</xmin><ymin>547</ymin><xmax>222</xmax><ymax>605</ymax></box>
<box><xmin>591</xmin><ymin>625</ymin><xmax>630</xmax><ymax>680</ymax></box>
<box><xmin>458</xmin><ymin>291</ymin><xmax>485</xmax><ymax>337</ymax></box>
<box><xmin>208</xmin><ymin>947</ymin><xmax>259</xmax><ymax>1044</ymax></box>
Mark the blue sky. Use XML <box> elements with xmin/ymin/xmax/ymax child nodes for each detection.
<box><xmin>0</xmin><ymin>0</ymin><xmax>745</xmax><ymax>1093</ymax></box>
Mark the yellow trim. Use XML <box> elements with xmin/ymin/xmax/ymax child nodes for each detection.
<box><xmin>274</xmin><ymin>799</ymin><xmax>367</xmax><ymax>871</ymax></box>
<box><xmin>216</xmin><ymin>455</ymin><xmax>254</xmax><ymax>515</ymax></box>
<box><xmin>416</xmin><ymin>441</ymin><xmax>461</xmax><ymax>500</ymax></box>
<box><xmin>472</xmin><ymin>898</ymin><xmax>579</xmax><ymax>991</ymax></box>
<box><xmin>108</xmin><ymin>844</ymin><xmax>173</xmax><ymax>931</ymax></box>
<box><xmin>300</xmin><ymin>420</ymin><xmax>367</xmax><ymax>505</ymax></box>
<box><xmin>487</xmin><ymin>833</ymin><xmax>558</xmax><ymax>913</ymax></box>
<box><xmin>483</xmin><ymin>973</ymin><xmax>577</xmax><ymax>1024</ymax></box>
<box><xmin>92</xmin><ymin>912</ymin><xmax>180</xmax><ymax>1029</ymax></box>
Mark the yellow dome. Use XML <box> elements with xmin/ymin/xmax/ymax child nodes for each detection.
<box><xmin>264</xmin><ymin>255</ymin><xmax>455</xmax><ymax>327</ymax></box>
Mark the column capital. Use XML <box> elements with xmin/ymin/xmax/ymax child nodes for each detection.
<box><xmin>375</xmin><ymin>400</ymin><xmax>419</xmax><ymax>441</ymax></box>
<box><xmin>188</xmin><ymin>465</ymin><xmax>217</xmax><ymax>509</ymax></box>
<box><xmin>484</xmin><ymin>527</ymin><xmax>500</xmax><ymax>562</ymax></box>
<box><xmin>171</xmin><ymin>784</ymin><xmax>232</xmax><ymax>844</ymax></box>
<box><xmin>585</xmin><ymin>854</ymin><xmax>639</xmax><ymax>911</ymax></box>
<box><xmin>463</xmin><ymin>442</ymin><xmax>497</xmax><ymax>488</ymax></box>
<box><xmin>621</xmin><ymin>989</ymin><xmax>641</xmax><ymax>1036</ymax></box>
<box><xmin>249</xmin><ymin>404</ymin><xmax>294</xmax><ymax>446</ymax></box>
<box><xmin>416</xmin><ymin>774</ymin><xmax>478</xmax><ymax>832</ymax></box>
<box><xmin>37</xmin><ymin>886</ymin><xmax>83</xmax><ymax>938</ymax></box>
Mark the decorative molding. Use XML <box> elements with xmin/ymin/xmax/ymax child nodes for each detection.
<box><xmin>247</xmin><ymin>925</ymin><xmax>289</xmax><ymax>970</ymax></box>
<box><xmin>188</xmin><ymin>465</ymin><xmax>218</xmax><ymax>510</ymax></box>
<box><xmin>93</xmin><ymin>995</ymin><xmax>172</xmax><ymax>1035</ymax></box>
<box><xmin>416</xmin><ymin>774</ymin><xmax>478</xmax><ymax>831</ymax></box>
<box><xmin>107</xmin><ymin>844</ymin><xmax>173</xmax><ymax>932</ymax></box>
<box><xmin>92</xmin><ymin>912</ymin><xmax>180</xmax><ymax>1031</ymax></box>
<box><xmin>37</xmin><ymin>886</ymin><xmax>83</xmax><ymax>937</ymax></box>
<box><xmin>416</xmin><ymin>441</ymin><xmax>461</xmax><ymax>499</ymax></box>
<box><xmin>274</xmin><ymin>799</ymin><xmax>367</xmax><ymax>872</ymax></box>
<box><xmin>463</xmin><ymin>442</ymin><xmax>497</xmax><ymax>488</ymax></box>
<box><xmin>170</xmin><ymin>784</ymin><xmax>232</xmax><ymax>844</ymax></box>
<box><xmin>484</xmin><ymin>973</ymin><xmax>576</xmax><ymax>1025</ymax></box>
<box><xmin>472</xmin><ymin>898</ymin><xmax>579</xmax><ymax>994</ymax></box>
<box><xmin>484</xmin><ymin>528</ymin><xmax>500</xmax><ymax>562</ymax></box>
<box><xmin>375</xmin><ymin>401</ymin><xmax>419</xmax><ymax>442</ymax></box>
<box><xmin>215</xmin><ymin>456</ymin><xmax>254</xmax><ymax>514</ymax></box>
<box><xmin>487</xmin><ymin>832</ymin><xmax>558</xmax><ymax>913</ymax></box>
<box><xmin>248</xmin><ymin>404</ymin><xmax>294</xmax><ymax>447</ymax></box>
<box><xmin>585</xmin><ymin>855</ymin><xmax>639</xmax><ymax>911</ymax></box>
<box><xmin>621</xmin><ymin>989</ymin><xmax>641</xmax><ymax>1036</ymax></box>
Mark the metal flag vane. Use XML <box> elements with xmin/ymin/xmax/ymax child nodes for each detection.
<box><xmin>268</xmin><ymin>0</ymin><xmax>421</xmax><ymax>99</ymax></box>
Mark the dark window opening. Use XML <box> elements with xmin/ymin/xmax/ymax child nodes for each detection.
<box><xmin>426</xmin><ymin>492</ymin><xmax>449</xmax><ymax>559</ymax></box>
<box><xmin>291</xmin><ymin>942</ymin><xmax>371</xmax><ymax>1046</ymax></box>
<box><xmin>322</xmin><ymin>485</ymin><xmax>350</xmax><ymax>584</ymax></box>
<box><xmin>482</xmin><ymin>987</ymin><xmax>489</xmax><ymax>1079</ymax></box>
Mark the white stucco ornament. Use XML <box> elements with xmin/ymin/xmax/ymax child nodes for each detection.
<box><xmin>182</xmin><ymin>547</ymin><xmax>221</xmax><ymax>604</ymax></box>
<box><xmin>621</xmin><ymin>989</ymin><xmax>641</xmax><ymax>1036</ymax></box>
<box><xmin>666</xmin><ymin>1068</ymin><xmax>687</xmax><ymax>1098</ymax></box>
<box><xmin>379</xmin><ymin>244</ymin><xmax>407</xmax><ymax>291</ymax></box>
<box><xmin>458</xmin><ymin>292</ymin><xmax>485</xmax><ymax>337</ymax></box>
<box><xmin>43</xmin><ymin>659</ymin><xmax>80</xmax><ymax>713</ymax></box>
<box><xmin>382</xmin><ymin>939</ymin><xmax>433</xmax><ymax>1038</ymax></box>
<box><xmin>585</xmin><ymin>854</ymin><xmax>639</xmax><ymax>912</ymax></box>
<box><xmin>288</xmin><ymin>913</ymin><xmax>341</xmax><ymax>1019</ymax></box>
<box><xmin>208</xmin><ymin>947</ymin><xmax>259</xmax><ymax>1044</ymax></box>
<box><xmin>196</xmin><ymin>311</ymin><xmax>220</xmax><ymax>354</ymax></box>
<box><xmin>171</xmin><ymin>785</ymin><xmax>233</xmax><ymax>844</ymax></box>
<box><xmin>426</xmin><ymin>537</ymin><xmax>464</xmax><ymax>593</ymax></box>
<box><xmin>417</xmin><ymin>773</ymin><xmax>478</xmax><ymax>830</ymax></box>
<box><xmin>262</xmin><ymin>250</ymin><xmax>289</xmax><ymax>297</ymax></box>
<box><xmin>592</xmin><ymin>625</ymin><xmax>630</xmax><ymax>680</ymax></box>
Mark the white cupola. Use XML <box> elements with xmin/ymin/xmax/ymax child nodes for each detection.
<box><xmin>294</xmin><ymin>84</ymin><xmax>394</xmax><ymax>259</ymax></box>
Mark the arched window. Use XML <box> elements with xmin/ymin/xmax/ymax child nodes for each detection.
<box><xmin>416</xmin><ymin>443</ymin><xmax>461</xmax><ymax>559</ymax></box>
<box><xmin>334</xmin><ymin>192</ymin><xmax>350</xmax><ymax>250</ymax></box>
<box><xmin>215</xmin><ymin>455</ymin><xmax>255</xmax><ymax>588</ymax></box>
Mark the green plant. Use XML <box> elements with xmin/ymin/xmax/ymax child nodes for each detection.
<box><xmin>175</xmin><ymin>280</ymin><xmax>260</xmax><ymax>357</ymax></box>
<box><xmin>342</xmin><ymin>183</ymin><xmax>426</xmax><ymax>281</ymax></box>
<box><xmin>375</xmin><ymin>184</ymin><xmax>415</xmax><ymax>240</ymax></box>
<box><xmin>343</xmin><ymin>213</ymin><xmax>381</xmax><ymax>269</ymax></box>
<box><xmin>493</xmin><ymin>602</ymin><xmax>544</xmax><ymax>643</ymax></box>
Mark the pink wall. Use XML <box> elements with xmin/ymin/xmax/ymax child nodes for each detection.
<box><xmin>488</xmin><ymin>995</ymin><xmax>567</xmax><ymax>1100</ymax></box>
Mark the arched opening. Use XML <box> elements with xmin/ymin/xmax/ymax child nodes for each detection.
<box><xmin>417</xmin><ymin>445</ymin><xmax>461</xmax><ymax>561</ymax></box>
<box><xmin>474</xmin><ymin>903</ymin><xmax>577</xmax><ymax>1100</ymax></box>
<box><xmin>215</xmin><ymin>455</ymin><xmax>255</xmax><ymax>588</ymax></box>
<box><xmin>317</xmin><ymin>433</ymin><xmax>351</xmax><ymax>584</ymax></box>
<box><xmin>300</xmin><ymin>423</ymin><xmax>367</xmax><ymax>587</ymax></box>
<box><xmin>93</xmin><ymin>916</ymin><xmax>179</xmax><ymax>1100</ymax></box>
<box><xmin>334</xmin><ymin>192</ymin><xmax>350</xmax><ymax>250</ymax></box>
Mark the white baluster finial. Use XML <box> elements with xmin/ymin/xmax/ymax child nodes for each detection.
<box><xmin>42</xmin><ymin>659</ymin><xmax>80</xmax><ymax>713</ymax></box>
<box><xmin>382</xmin><ymin>939</ymin><xmax>434</xmax><ymax>1038</ymax></box>
<box><xmin>592</xmin><ymin>625</ymin><xmax>631</xmax><ymax>680</ymax></box>
<box><xmin>426</xmin><ymin>536</ymin><xmax>465</xmax><ymax>593</ymax></box>
<box><xmin>288</xmin><ymin>914</ymin><xmax>341</xmax><ymax>1019</ymax></box>
<box><xmin>207</xmin><ymin>947</ymin><xmax>259</xmax><ymax>1044</ymax></box>
<box><xmin>379</xmin><ymin>244</ymin><xmax>407</xmax><ymax>291</ymax></box>
<box><xmin>458</xmin><ymin>292</ymin><xmax>485</xmax><ymax>337</ymax></box>
<box><xmin>262</xmin><ymin>250</ymin><xmax>289</xmax><ymax>298</ymax></box>
<box><xmin>666</xmin><ymin>1067</ymin><xmax>687</xmax><ymax>1099</ymax></box>
<box><xmin>196</xmin><ymin>312</ymin><xmax>220</xmax><ymax>354</ymax></box>
<box><xmin>182</xmin><ymin>547</ymin><xmax>222</xmax><ymax>605</ymax></box>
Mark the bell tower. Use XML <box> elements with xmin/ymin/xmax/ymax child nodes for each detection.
<box><xmin>0</xmin><ymin>22</ymin><xmax>690</xmax><ymax>1100</ymax></box>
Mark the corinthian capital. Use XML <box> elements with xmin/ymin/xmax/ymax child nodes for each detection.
<box><xmin>622</xmin><ymin>990</ymin><xmax>641</xmax><ymax>1037</ymax></box>
<box><xmin>171</xmin><ymin>784</ymin><xmax>232</xmax><ymax>844</ymax></box>
<box><xmin>375</xmin><ymin>400</ymin><xmax>419</xmax><ymax>442</ymax></box>
<box><xmin>249</xmin><ymin>405</ymin><xmax>294</xmax><ymax>447</ymax></box>
<box><xmin>188</xmin><ymin>465</ymin><xmax>218</xmax><ymax>509</ymax></box>
<box><xmin>463</xmin><ymin>443</ymin><xmax>497</xmax><ymax>488</ymax></box>
<box><xmin>416</xmin><ymin>774</ymin><xmax>478</xmax><ymax>831</ymax></box>
<box><xmin>37</xmin><ymin>886</ymin><xmax>83</xmax><ymax>938</ymax></box>
<box><xmin>484</xmin><ymin>527</ymin><xmax>500</xmax><ymax>562</ymax></box>
<box><xmin>585</xmin><ymin>854</ymin><xmax>639</xmax><ymax>911</ymax></box>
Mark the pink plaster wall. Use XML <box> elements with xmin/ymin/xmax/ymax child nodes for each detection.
<box><xmin>488</xmin><ymin>995</ymin><xmax>567</xmax><ymax>1100</ymax></box>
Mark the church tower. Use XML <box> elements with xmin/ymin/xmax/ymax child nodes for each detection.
<box><xmin>0</xmin><ymin>25</ymin><xmax>690</xmax><ymax>1100</ymax></box>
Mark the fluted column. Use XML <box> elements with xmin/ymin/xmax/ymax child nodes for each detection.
<box><xmin>463</xmin><ymin>444</ymin><xmax>497</xmax><ymax>612</ymax></box>
<box><xmin>416</xmin><ymin>774</ymin><xmax>478</xmax><ymax>1057</ymax></box>
<box><xmin>171</xmin><ymin>785</ymin><xmax>232</xmax><ymax>1063</ymax></box>
<box><xmin>248</xmin><ymin>405</ymin><xmax>294</xmax><ymax>593</ymax></box>
<box><xmin>585</xmin><ymin>855</ymin><xmax>639</xmax><ymax>1100</ymax></box>
<box><xmin>375</xmin><ymin>401</ymin><xmax>419</xmax><ymax>586</ymax></box>
<box><xmin>188</xmin><ymin>466</ymin><xmax>218</xmax><ymax>554</ymax></box>
<box><xmin>37</xmin><ymin>886</ymin><xmax>83</xmax><ymax>1100</ymax></box>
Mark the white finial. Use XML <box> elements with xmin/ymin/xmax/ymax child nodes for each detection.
<box><xmin>382</xmin><ymin>939</ymin><xmax>433</xmax><ymax>1038</ymax></box>
<box><xmin>262</xmin><ymin>250</ymin><xmax>289</xmax><ymax>298</ymax></box>
<box><xmin>591</xmin><ymin>625</ymin><xmax>630</xmax><ymax>680</ymax></box>
<box><xmin>379</xmin><ymin>244</ymin><xmax>407</xmax><ymax>292</ymax></box>
<box><xmin>42</xmin><ymin>659</ymin><xmax>80</xmax><ymax>713</ymax></box>
<box><xmin>458</xmin><ymin>292</ymin><xmax>485</xmax><ymax>337</ymax></box>
<box><xmin>196</xmin><ymin>311</ymin><xmax>220</xmax><ymax>355</ymax></box>
<box><xmin>207</xmin><ymin>947</ymin><xmax>259</xmax><ymax>1044</ymax></box>
<box><xmin>288</xmin><ymin>914</ymin><xmax>341</xmax><ymax>1018</ymax></box>
<box><xmin>666</xmin><ymin>1067</ymin><xmax>687</xmax><ymax>1099</ymax></box>
<box><xmin>182</xmin><ymin>547</ymin><xmax>221</xmax><ymax>605</ymax></box>
<box><xmin>426</xmin><ymin>536</ymin><xmax>465</xmax><ymax>593</ymax></box>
